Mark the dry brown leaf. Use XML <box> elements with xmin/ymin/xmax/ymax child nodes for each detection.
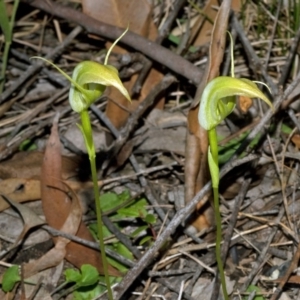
<box><xmin>0</xmin><ymin>178</ymin><xmax>41</xmax><ymax>211</ymax></box>
<box><xmin>0</xmin><ymin>150</ymin><xmax>86</xmax><ymax>211</ymax></box>
<box><xmin>82</xmin><ymin>0</ymin><xmax>164</xmax><ymax>130</ymax></box>
<box><xmin>0</xmin><ymin>151</ymin><xmax>79</xmax><ymax>180</ymax></box>
<box><xmin>238</xmin><ymin>95</ymin><xmax>253</xmax><ymax>113</ymax></box>
<box><xmin>192</xmin><ymin>0</ymin><xmax>240</xmax><ymax>47</ymax></box>
<box><xmin>41</xmin><ymin>116</ymin><xmax>120</xmax><ymax>276</ymax></box>
<box><xmin>185</xmin><ymin>0</ymin><xmax>233</xmax><ymax>231</ymax></box>
<box><xmin>0</xmin><ymin>178</ymin><xmax>92</xmax><ymax>212</ymax></box>
<box><xmin>0</xmin><ymin>195</ymin><xmax>45</xmax><ymax>249</ymax></box>
<box><xmin>172</xmin><ymin>0</ymin><xmax>241</xmax><ymax>47</ymax></box>
<box><xmin>23</xmin><ymin>182</ymin><xmax>82</xmax><ymax>279</ymax></box>
<box><xmin>206</xmin><ymin>1</ymin><xmax>232</xmax><ymax>83</ymax></box>
<box><xmin>291</xmin><ymin>134</ymin><xmax>300</xmax><ymax>148</ymax></box>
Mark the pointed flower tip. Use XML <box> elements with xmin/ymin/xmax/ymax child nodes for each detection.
<box><xmin>121</xmin><ymin>87</ymin><xmax>131</xmax><ymax>103</ymax></box>
<box><xmin>103</xmin><ymin>65</ymin><xmax>131</xmax><ymax>103</ymax></box>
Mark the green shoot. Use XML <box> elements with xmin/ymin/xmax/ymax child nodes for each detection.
<box><xmin>2</xmin><ymin>265</ymin><xmax>20</xmax><ymax>292</ymax></box>
<box><xmin>0</xmin><ymin>0</ymin><xmax>20</xmax><ymax>93</ymax></box>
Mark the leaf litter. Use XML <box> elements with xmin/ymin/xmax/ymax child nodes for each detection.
<box><xmin>0</xmin><ymin>0</ymin><xmax>300</xmax><ymax>299</ymax></box>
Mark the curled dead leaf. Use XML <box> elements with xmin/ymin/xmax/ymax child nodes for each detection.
<box><xmin>238</xmin><ymin>95</ymin><xmax>253</xmax><ymax>114</ymax></box>
<box><xmin>291</xmin><ymin>134</ymin><xmax>300</xmax><ymax>149</ymax></box>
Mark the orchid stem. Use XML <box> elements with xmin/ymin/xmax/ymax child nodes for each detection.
<box><xmin>213</xmin><ymin>186</ymin><xmax>228</xmax><ymax>300</ymax></box>
<box><xmin>80</xmin><ymin>109</ymin><xmax>113</xmax><ymax>300</ymax></box>
<box><xmin>208</xmin><ymin>128</ymin><xmax>228</xmax><ymax>300</ymax></box>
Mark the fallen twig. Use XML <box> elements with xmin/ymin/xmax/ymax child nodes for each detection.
<box><xmin>0</xmin><ymin>25</ymin><xmax>82</xmax><ymax>103</ymax></box>
<box><xmin>21</xmin><ymin>0</ymin><xmax>203</xmax><ymax>85</ymax></box>
<box><xmin>112</xmin><ymin>153</ymin><xmax>259</xmax><ymax>300</ymax></box>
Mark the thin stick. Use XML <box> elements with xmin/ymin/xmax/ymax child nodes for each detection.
<box><xmin>112</xmin><ymin>154</ymin><xmax>259</xmax><ymax>300</ymax></box>
<box><xmin>0</xmin><ymin>26</ymin><xmax>82</xmax><ymax>103</ymax></box>
<box><xmin>21</xmin><ymin>0</ymin><xmax>203</xmax><ymax>85</ymax></box>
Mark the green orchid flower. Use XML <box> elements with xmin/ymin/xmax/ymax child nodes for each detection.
<box><xmin>198</xmin><ymin>34</ymin><xmax>273</xmax><ymax>300</ymax></box>
<box><xmin>32</xmin><ymin>28</ymin><xmax>130</xmax><ymax>300</ymax></box>
<box><xmin>198</xmin><ymin>76</ymin><xmax>272</xmax><ymax>131</ymax></box>
<box><xmin>69</xmin><ymin>61</ymin><xmax>130</xmax><ymax>113</ymax></box>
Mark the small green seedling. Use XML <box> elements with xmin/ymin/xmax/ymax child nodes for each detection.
<box><xmin>198</xmin><ymin>33</ymin><xmax>273</xmax><ymax>299</ymax></box>
<box><xmin>1</xmin><ymin>265</ymin><xmax>21</xmax><ymax>292</ymax></box>
<box><xmin>32</xmin><ymin>28</ymin><xmax>131</xmax><ymax>300</ymax></box>
<box><xmin>91</xmin><ymin>190</ymin><xmax>156</xmax><ymax>254</ymax></box>
<box><xmin>243</xmin><ymin>285</ymin><xmax>266</xmax><ymax>300</ymax></box>
<box><xmin>19</xmin><ymin>139</ymin><xmax>37</xmax><ymax>151</ymax></box>
<box><xmin>51</xmin><ymin>264</ymin><xmax>106</xmax><ymax>300</ymax></box>
<box><xmin>54</xmin><ymin>264</ymin><xmax>119</xmax><ymax>299</ymax></box>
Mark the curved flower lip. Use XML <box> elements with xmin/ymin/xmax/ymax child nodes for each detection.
<box><xmin>198</xmin><ymin>76</ymin><xmax>273</xmax><ymax>130</ymax></box>
<box><xmin>69</xmin><ymin>61</ymin><xmax>131</xmax><ymax>113</ymax></box>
